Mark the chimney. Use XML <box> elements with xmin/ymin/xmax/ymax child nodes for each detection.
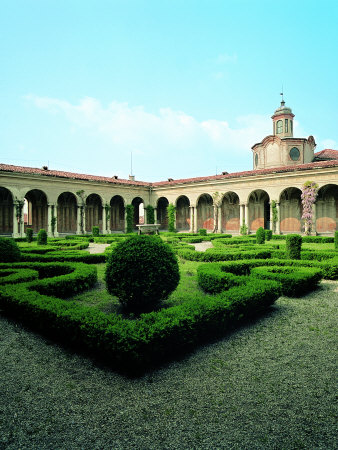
<box><xmin>222</xmin><ymin>171</ymin><xmax>228</xmax><ymax>175</ymax></box>
<box><xmin>168</xmin><ymin>178</ymin><xmax>174</xmax><ymax>182</ymax></box>
<box><xmin>129</xmin><ymin>175</ymin><xmax>135</xmax><ymax>181</ymax></box>
<box><xmin>42</xmin><ymin>166</ymin><xmax>48</xmax><ymax>170</ymax></box>
<box><xmin>112</xmin><ymin>175</ymin><xmax>118</xmax><ymax>180</ymax></box>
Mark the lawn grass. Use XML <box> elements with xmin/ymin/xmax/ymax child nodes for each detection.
<box><xmin>71</xmin><ymin>259</ymin><xmax>210</xmax><ymax>314</ymax></box>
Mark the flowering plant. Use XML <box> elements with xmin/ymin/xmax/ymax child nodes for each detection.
<box><xmin>301</xmin><ymin>181</ymin><xmax>318</xmax><ymax>235</ymax></box>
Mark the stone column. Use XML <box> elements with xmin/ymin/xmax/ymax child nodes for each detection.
<box><xmin>269</xmin><ymin>202</ymin><xmax>273</xmax><ymax>231</ymax></box>
<box><xmin>245</xmin><ymin>203</ymin><xmax>249</xmax><ymax>233</ymax></box>
<box><xmin>52</xmin><ymin>204</ymin><xmax>59</xmax><ymax>237</ymax></box>
<box><xmin>217</xmin><ymin>206</ymin><xmax>222</xmax><ymax>233</ymax></box>
<box><xmin>276</xmin><ymin>202</ymin><xmax>280</xmax><ymax>234</ymax></box>
<box><xmin>189</xmin><ymin>206</ymin><xmax>194</xmax><ymax>233</ymax></box>
<box><xmin>124</xmin><ymin>209</ymin><xmax>128</xmax><ymax>233</ymax></box>
<box><xmin>154</xmin><ymin>208</ymin><xmax>158</xmax><ymax>224</ymax></box>
<box><xmin>193</xmin><ymin>206</ymin><xmax>198</xmax><ymax>233</ymax></box>
<box><xmin>12</xmin><ymin>204</ymin><xmax>19</xmax><ymax>238</ymax></box>
<box><xmin>239</xmin><ymin>203</ymin><xmax>244</xmax><ymax>234</ymax></box>
<box><xmin>76</xmin><ymin>206</ymin><xmax>82</xmax><ymax>234</ymax></box>
<box><xmin>312</xmin><ymin>203</ymin><xmax>317</xmax><ymax>235</ymax></box>
<box><xmin>102</xmin><ymin>206</ymin><xmax>107</xmax><ymax>235</ymax></box>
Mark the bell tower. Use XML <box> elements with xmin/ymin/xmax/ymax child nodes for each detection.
<box><xmin>271</xmin><ymin>93</ymin><xmax>295</xmax><ymax>138</ymax></box>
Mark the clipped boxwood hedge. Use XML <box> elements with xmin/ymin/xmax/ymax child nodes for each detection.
<box><xmin>177</xmin><ymin>248</ymin><xmax>272</xmax><ymax>262</ymax></box>
<box><xmin>20</xmin><ymin>251</ymin><xmax>106</xmax><ymax>264</ymax></box>
<box><xmin>250</xmin><ymin>265</ymin><xmax>322</xmax><ymax>297</ymax></box>
<box><xmin>0</xmin><ymin>273</ymin><xmax>281</xmax><ymax>373</ymax></box>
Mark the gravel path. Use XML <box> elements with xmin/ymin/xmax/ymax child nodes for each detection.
<box><xmin>0</xmin><ymin>281</ymin><xmax>337</xmax><ymax>449</ymax></box>
<box><xmin>193</xmin><ymin>241</ymin><xmax>213</xmax><ymax>252</ymax></box>
<box><xmin>87</xmin><ymin>243</ymin><xmax>110</xmax><ymax>254</ymax></box>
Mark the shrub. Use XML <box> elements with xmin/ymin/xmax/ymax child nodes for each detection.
<box><xmin>146</xmin><ymin>205</ymin><xmax>155</xmax><ymax>224</ymax></box>
<box><xmin>92</xmin><ymin>226</ymin><xmax>100</xmax><ymax>237</ymax></box>
<box><xmin>0</xmin><ymin>238</ymin><xmax>21</xmax><ymax>262</ymax></box>
<box><xmin>126</xmin><ymin>204</ymin><xmax>134</xmax><ymax>233</ymax></box>
<box><xmin>105</xmin><ymin>235</ymin><xmax>180</xmax><ymax>312</ymax></box>
<box><xmin>37</xmin><ymin>229</ymin><xmax>47</xmax><ymax>245</ymax></box>
<box><xmin>167</xmin><ymin>204</ymin><xmax>176</xmax><ymax>233</ymax></box>
<box><xmin>256</xmin><ymin>227</ymin><xmax>265</xmax><ymax>244</ymax></box>
<box><xmin>26</xmin><ymin>228</ymin><xmax>33</xmax><ymax>243</ymax></box>
<box><xmin>335</xmin><ymin>231</ymin><xmax>338</xmax><ymax>250</ymax></box>
<box><xmin>197</xmin><ymin>263</ymin><xmax>245</xmax><ymax>294</ymax></box>
<box><xmin>199</xmin><ymin>228</ymin><xmax>207</xmax><ymax>236</ymax></box>
<box><xmin>286</xmin><ymin>234</ymin><xmax>302</xmax><ymax>259</ymax></box>
<box><xmin>250</xmin><ymin>265</ymin><xmax>322</xmax><ymax>297</ymax></box>
<box><xmin>265</xmin><ymin>230</ymin><xmax>272</xmax><ymax>241</ymax></box>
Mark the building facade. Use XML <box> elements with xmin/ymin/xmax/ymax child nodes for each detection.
<box><xmin>1</xmin><ymin>101</ymin><xmax>337</xmax><ymax>237</ymax></box>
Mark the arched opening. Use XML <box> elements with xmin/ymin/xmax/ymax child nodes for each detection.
<box><xmin>110</xmin><ymin>195</ymin><xmax>125</xmax><ymax>231</ymax></box>
<box><xmin>176</xmin><ymin>196</ymin><xmax>190</xmax><ymax>231</ymax></box>
<box><xmin>0</xmin><ymin>187</ymin><xmax>13</xmax><ymax>235</ymax></box>
<box><xmin>316</xmin><ymin>184</ymin><xmax>338</xmax><ymax>233</ymax></box>
<box><xmin>248</xmin><ymin>190</ymin><xmax>270</xmax><ymax>231</ymax></box>
<box><xmin>57</xmin><ymin>192</ymin><xmax>77</xmax><ymax>233</ymax></box>
<box><xmin>197</xmin><ymin>194</ymin><xmax>214</xmax><ymax>231</ymax></box>
<box><xmin>132</xmin><ymin>197</ymin><xmax>144</xmax><ymax>228</ymax></box>
<box><xmin>85</xmin><ymin>194</ymin><xmax>103</xmax><ymax>232</ymax></box>
<box><xmin>25</xmin><ymin>189</ymin><xmax>48</xmax><ymax>233</ymax></box>
<box><xmin>157</xmin><ymin>197</ymin><xmax>169</xmax><ymax>230</ymax></box>
<box><xmin>221</xmin><ymin>192</ymin><xmax>240</xmax><ymax>232</ymax></box>
<box><xmin>279</xmin><ymin>187</ymin><xmax>302</xmax><ymax>233</ymax></box>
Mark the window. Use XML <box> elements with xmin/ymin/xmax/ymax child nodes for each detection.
<box><xmin>255</xmin><ymin>153</ymin><xmax>258</xmax><ymax>166</ymax></box>
<box><xmin>290</xmin><ymin>120</ymin><xmax>293</xmax><ymax>134</ymax></box>
<box><xmin>285</xmin><ymin>119</ymin><xmax>288</xmax><ymax>133</ymax></box>
<box><xmin>276</xmin><ymin>120</ymin><xmax>283</xmax><ymax>134</ymax></box>
<box><xmin>290</xmin><ymin>147</ymin><xmax>300</xmax><ymax>161</ymax></box>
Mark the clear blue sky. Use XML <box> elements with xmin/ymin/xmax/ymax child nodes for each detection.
<box><xmin>1</xmin><ymin>0</ymin><xmax>337</xmax><ymax>181</ymax></box>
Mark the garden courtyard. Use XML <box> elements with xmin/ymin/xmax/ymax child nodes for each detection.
<box><xmin>0</xmin><ymin>232</ymin><xmax>337</xmax><ymax>448</ymax></box>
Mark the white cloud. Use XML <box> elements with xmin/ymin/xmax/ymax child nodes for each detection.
<box><xmin>25</xmin><ymin>95</ymin><xmax>272</xmax><ymax>181</ymax></box>
<box><xmin>319</xmin><ymin>138</ymin><xmax>337</xmax><ymax>149</ymax></box>
<box><xmin>216</xmin><ymin>53</ymin><xmax>238</xmax><ymax>64</ymax></box>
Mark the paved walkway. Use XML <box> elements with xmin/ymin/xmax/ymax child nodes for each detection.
<box><xmin>87</xmin><ymin>243</ymin><xmax>110</xmax><ymax>254</ymax></box>
<box><xmin>193</xmin><ymin>241</ymin><xmax>213</xmax><ymax>252</ymax></box>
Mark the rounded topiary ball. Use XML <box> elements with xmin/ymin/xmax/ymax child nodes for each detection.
<box><xmin>105</xmin><ymin>235</ymin><xmax>180</xmax><ymax>311</ymax></box>
<box><xmin>0</xmin><ymin>237</ymin><xmax>21</xmax><ymax>262</ymax></box>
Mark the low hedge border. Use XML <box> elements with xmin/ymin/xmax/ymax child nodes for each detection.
<box><xmin>0</xmin><ymin>264</ymin><xmax>281</xmax><ymax>373</ymax></box>
<box><xmin>20</xmin><ymin>251</ymin><xmax>106</xmax><ymax>264</ymax></box>
<box><xmin>210</xmin><ymin>258</ymin><xmax>338</xmax><ymax>280</ymax></box>
<box><xmin>177</xmin><ymin>248</ymin><xmax>272</xmax><ymax>262</ymax></box>
<box><xmin>0</xmin><ymin>268</ymin><xmax>39</xmax><ymax>285</ymax></box>
<box><xmin>250</xmin><ymin>266</ymin><xmax>322</xmax><ymax>297</ymax></box>
<box><xmin>0</xmin><ymin>262</ymin><xmax>97</xmax><ymax>298</ymax></box>
<box><xmin>197</xmin><ymin>262</ymin><xmax>324</xmax><ymax>296</ymax></box>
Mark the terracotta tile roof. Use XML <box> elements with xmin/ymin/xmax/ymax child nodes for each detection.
<box><xmin>1</xmin><ymin>159</ymin><xmax>337</xmax><ymax>189</ymax></box>
<box><xmin>0</xmin><ymin>164</ymin><xmax>150</xmax><ymax>186</ymax></box>
<box><xmin>152</xmin><ymin>160</ymin><xmax>338</xmax><ymax>186</ymax></box>
<box><xmin>314</xmin><ymin>149</ymin><xmax>338</xmax><ymax>160</ymax></box>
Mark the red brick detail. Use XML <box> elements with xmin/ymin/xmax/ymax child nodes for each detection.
<box><xmin>316</xmin><ymin>217</ymin><xmax>337</xmax><ymax>232</ymax></box>
<box><xmin>203</xmin><ymin>218</ymin><xmax>214</xmax><ymax>230</ymax></box>
<box><xmin>280</xmin><ymin>218</ymin><xmax>301</xmax><ymax>232</ymax></box>
<box><xmin>223</xmin><ymin>218</ymin><xmax>240</xmax><ymax>231</ymax></box>
<box><xmin>250</xmin><ymin>218</ymin><xmax>264</xmax><ymax>231</ymax></box>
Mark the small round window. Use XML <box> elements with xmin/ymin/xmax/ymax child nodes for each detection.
<box><xmin>290</xmin><ymin>147</ymin><xmax>300</xmax><ymax>161</ymax></box>
<box><xmin>255</xmin><ymin>153</ymin><xmax>258</xmax><ymax>166</ymax></box>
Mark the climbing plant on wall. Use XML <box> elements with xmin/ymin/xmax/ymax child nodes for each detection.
<box><xmin>126</xmin><ymin>204</ymin><xmax>134</xmax><ymax>233</ymax></box>
<box><xmin>145</xmin><ymin>205</ymin><xmax>155</xmax><ymax>224</ymax></box>
<box><xmin>76</xmin><ymin>190</ymin><xmax>86</xmax><ymax>234</ymax></box>
<box><xmin>271</xmin><ymin>200</ymin><xmax>278</xmax><ymax>233</ymax></box>
<box><xmin>167</xmin><ymin>203</ymin><xmax>176</xmax><ymax>232</ymax></box>
<box><xmin>301</xmin><ymin>181</ymin><xmax>318</xmax><ymax>235</ymax></box>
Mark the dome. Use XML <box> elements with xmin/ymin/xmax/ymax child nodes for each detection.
<box><xmin>273</xmin><ymin>101</ymin><xmax>293</xmax><ymax>116</ymax></box>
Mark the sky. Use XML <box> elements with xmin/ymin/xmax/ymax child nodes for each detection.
<box><xmin>1</xmin><ymin>0</ymin><xmax>337</xmax><ymax>182</ymax></box>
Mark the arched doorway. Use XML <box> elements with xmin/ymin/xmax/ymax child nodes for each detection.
<box><xmin>132</xmin><ymin>197</ymin><xmax>144</xmax><ymax>228</ymax></box>
<box><xmin>25</xmin><ymin>189</ymin><xmax>48</xmax><ymax>233</ymax></box>
<box><xmin>110</xmin><ymin>195</ymin><xmax>125</xmax><ymax>232</ymax></box>
<box><xmin>57</xmin><ymin>192</ymin><xmax>77</xmax><ymax>233</ymax></box>
<box><xmin>0</xmin><ymin>187</ymin><xmax>13</xmax><ymax>235</ymax></box>
<box><xmin>176</xmin><ymin>196</ymin><xmax>190</xmax><ymax>231</ymax></box>
<box><xmin>221</xmin><ymin>192</ymin><xmax>240</xmax><ymax>232</ymax></box>
<box><xmin>279</xmin><ymin>187</ymin><xmax>302</xmax><ymax>233</ymax></box>
<box><xmin>197</xmin><ymin>194</ymin><xmax>214</xmax><ymax>231</ymax></box>
<box><xmin>248</xmin><ymin>190</ymin><xmax>270</xmax><ymax>232</ymax></box>
<box><xmin>86</xmin><ymin>194</ymin><xmax>103</xmax><ymax>232</ymax></box>
<box><xmin>157</xmin><ymin>197</ymin><xmax>169</xmax><ymax>230</ymax></box>
<box><xmin>316</xmin><ymin>184</ymin><xmax>338</xmax><ymax>233</ymax></box>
